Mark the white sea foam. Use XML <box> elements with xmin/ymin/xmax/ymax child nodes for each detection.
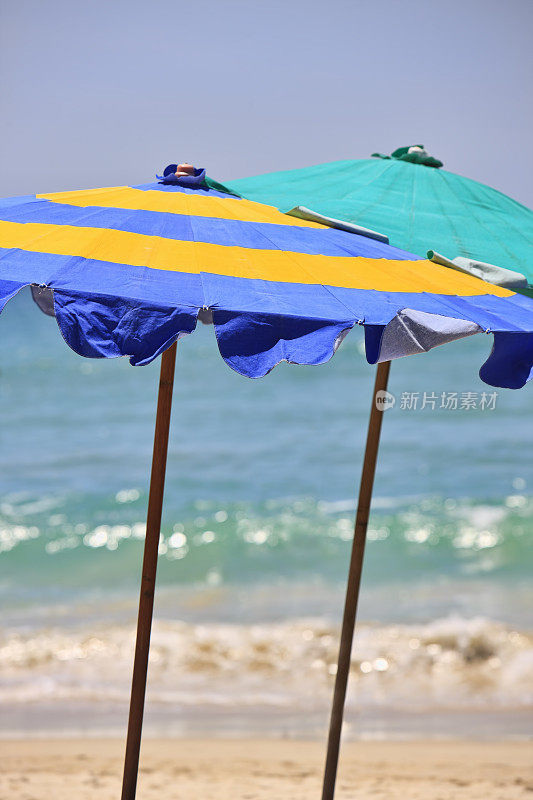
<box><xmin>1</xmin><ymin>616</ymin><xmax>531</xmax><ymax>714</ymax></box>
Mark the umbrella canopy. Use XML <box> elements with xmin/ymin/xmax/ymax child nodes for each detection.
<box><xmin>0</xmin><ymin>173</ymin><xmax>532</xmax><ymax>388</ymax></box>
<box><xmin>226</xmin><ymin>153</ymin><xmax>533</xmax><ymax>285</ymax></box>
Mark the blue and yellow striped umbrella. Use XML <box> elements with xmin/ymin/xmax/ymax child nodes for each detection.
<box><xmin>1</xmin><ymin>173</ymin><xmax>532</xmax><ymax>387</ymax></box>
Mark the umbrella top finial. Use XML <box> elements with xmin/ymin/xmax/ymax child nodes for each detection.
<box><xmin>156</xmin><ymin>163</ymin><xmax>208</xmax><ymax>187</ymax></box>
<box><xmin>371</xmin><ymin>145</ymin><xmax>443</xmax><ymax>168</ymax></box>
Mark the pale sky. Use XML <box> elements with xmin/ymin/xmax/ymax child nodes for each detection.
<box><xmin>1</xmin><ymin>0</ymin><xmax>532</xmax><ymax>206</ymax></box>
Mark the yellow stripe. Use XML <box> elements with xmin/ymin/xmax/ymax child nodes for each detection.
<box><xmin>37</xmin><ymin>186</ymin><xmax>325</xmax><ymax>228</ymax></box>
<box><xmin>0</xmin><ymin>220</ymin><xmax>512</xmax><ymax>296</ymax></box>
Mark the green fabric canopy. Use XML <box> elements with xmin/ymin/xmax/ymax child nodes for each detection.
<box><xmin>227</xmin><ymin>155</ymin><xmax>533</xmax><ymax>285</ymax></box>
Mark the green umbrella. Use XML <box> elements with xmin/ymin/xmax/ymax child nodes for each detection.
<box><xmin>226</xmin><ymin>146</ymin><xmax>533</xmax><ymax>288</ymax></box>
<box><xmin>227</xmin><ymin>150</ymin><xmax>533</xmax><ymax>797</ymax></box>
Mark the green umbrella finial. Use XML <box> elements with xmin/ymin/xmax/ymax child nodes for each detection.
<box><xmin>373</xmin><ymin>145</ymin><xmax>443</xmax><ymax>168</ymax></box>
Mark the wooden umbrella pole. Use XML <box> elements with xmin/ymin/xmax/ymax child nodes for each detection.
<box><xmin>321</xmin><ymin>360</ymin><xmax>391</xmax><ymax>800</ymax></box>
<box><xmin>121</xmin><ymin>341</ymin><xmax>177</xmax><ymax>800</ymax></box>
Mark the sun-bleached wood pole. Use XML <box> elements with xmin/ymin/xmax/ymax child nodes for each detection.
<box><xmin>321</xmin><ymin>360</ymin><xmax>391</xmax><ymax>800</ymax></box>
<box><xmin>121</xmin><ymin>341</ymin><xmax>177</xmax><ymax>800</ymax></box>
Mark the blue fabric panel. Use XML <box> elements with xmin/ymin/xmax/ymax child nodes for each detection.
<box><xmin>479</xmin><ymin>332</ymin><xmax>533</xmax><ymax>389</ymax></box>
<box><xmin>199</xmin><ymin>271</ymin><xmax>355</xmax><ymax>320</ymax></box>
<box><xmin>53</xmin><ymin>289</ymin><xmax>198</xmax><ymax>366</ymax></box>
<box><xmin>0</xmin><ymin>248</ymin><xmax>205</xmax><ymax>308</ymax></box>
<box><xmin>411</xmin><ymin>293</ymin><xmax>529</xmax><ymax>333</ymax></box>
<box><xmin>0</xmin><ymin>199</ymin><xmax>419</xmax><ymax>260</ymax></box>
<box><xmin>213</xmin><ymin>310</ymin><xmax>353</xmax><ymax>378</ymax></box>
<box><xmin>0</xmin><ymin>194</ymin><xmax>37</xmax><ymax>210</ymax></box>
<box><xmin>328</xmin><ymin>285</ymin><xmax>533</xmax><ymax>332</ymax></box>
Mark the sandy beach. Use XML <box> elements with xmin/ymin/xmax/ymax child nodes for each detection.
<box><xmin>1</xmin><ymin>738</ymin><xmax>532</xmax><ymax>799</ymax></box>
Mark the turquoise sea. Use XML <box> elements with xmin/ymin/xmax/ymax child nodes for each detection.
<box><xmin>0</xmin><ymin>287</ymin><xmax>531</xmax><ymax>738</ymax></box>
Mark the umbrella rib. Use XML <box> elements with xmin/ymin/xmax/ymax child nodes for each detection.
<box><xmin>331</xmin><ymin>160</ymin><xmax>395</xmax><ymax>205</ymax></box>
<box><xmin>183</xmin><ymin>192</ymin><xmax>209</xmax><ymax>309</ymax></box>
